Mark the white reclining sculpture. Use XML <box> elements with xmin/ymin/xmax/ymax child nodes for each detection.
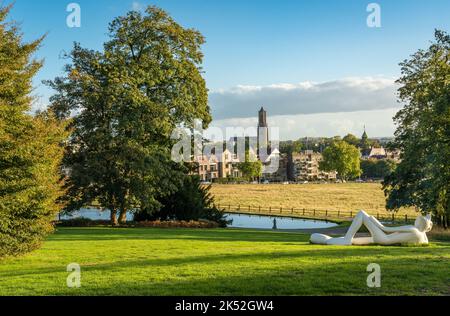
<box><xmin>310</xmin><ymin>210</ymin><xmax>432</xmax><ymax>246</ymax></box>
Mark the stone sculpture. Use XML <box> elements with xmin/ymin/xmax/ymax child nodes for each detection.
<box><xmin>310</xmin><ymin>210</ymin><xmax>432</xmax><ymax>245</ymax></box>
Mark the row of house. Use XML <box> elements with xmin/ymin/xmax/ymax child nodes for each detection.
<box><xmin>193</xmin><ymin>148</ymin><xmax>337</xmax><ymax>183</ymax></box>
<box><xmin>193</xmin><ymin>144</ymin><xmax>400</xmax><ymax>183</ymax></box>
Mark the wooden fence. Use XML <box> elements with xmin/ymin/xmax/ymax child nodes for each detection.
<box><xmin>216</xmin><ymin>204</ymin><xmax>411</xmax><ymax>223</ymax></box>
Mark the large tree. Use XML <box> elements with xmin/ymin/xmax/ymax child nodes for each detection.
<box><xmin>47</xmin><ymin>6</ymin><xmax>211</xmax><ymax>225</ymax></box>
<box><xmin>343</xmin><ymin>133</ymin><xmax>360</xmax><ymax>147</ymax></box>
<box><xmin>0</xmin><ymin>5</ymin><xmax>66</xmax><ymax>257</ymax></box>
<box><xmin>319</xmin><ymin>140</ymin><xmax>361</xmax><ymax>181</ymax></box>
<box><xmin>383</xmin><ymin>30</ymin><xmax>450</xmax><ymax>228</ymax></box>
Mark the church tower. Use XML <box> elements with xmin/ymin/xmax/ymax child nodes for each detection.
<box><xmin>257</xmin><ymin>107</ymin><xmax>269</xmax><ymax>153</ymax></box>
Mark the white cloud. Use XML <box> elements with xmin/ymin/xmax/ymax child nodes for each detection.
<box><xmin>208</xmin><ymin>108</ymin><xmax>400</xmax><ymax>140</ymax></box>
<box><xmin>209</xmin><ymin>77</ymin><xmax>399</xmax><ymax>120</ymax></box>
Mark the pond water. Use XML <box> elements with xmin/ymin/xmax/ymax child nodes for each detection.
<box><xmin>225</xmin><ymin>213</ymin><xmax>338</xmax><ymax>230</ymax></box>
<box><xmin>59</xmin><ymin>209</ymin><xmax>338</xmax><ymax>230</ymax></box>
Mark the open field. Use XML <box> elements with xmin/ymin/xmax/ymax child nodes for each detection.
<box><xmin>0</xmin><ymin>227</ymin><xmax>449</xmax><ymax>296</ymax></box>
<box><xmin>210</xmin><ymin>183</ymin><xmax>418</xmax><ymax>219</ymax></box>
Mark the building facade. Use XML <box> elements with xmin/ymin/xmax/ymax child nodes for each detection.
<box><xmin>193</xmin><ymin>149</ymin><xmax>243</xmax><ymax>182</ymax></box>
<box><xmin>291</xmin><ymin>150</ymin><xmax>337</xmax><ymax>181</ymax></box>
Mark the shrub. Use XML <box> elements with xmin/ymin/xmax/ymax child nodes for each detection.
<box><xmin>135</xmin><ymin>220</ymin><xmax>219</xmax><ymax>229</ymax></box>
<box><xmin>134</xmin><ymin>175</ymin><xmax>231</xmax><ymax>227</ymax></box>
<box><xmin>56</xmin><ymin>218</ymin><xmax>111</xmax><ymax>227</ymax></box>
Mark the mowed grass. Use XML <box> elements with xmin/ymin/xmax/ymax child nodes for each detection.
<box><xmin>0</xmin><ymin>227</ymin><xmax>449</xmax><ymax>296</ymax></box>
<box><xmin>210</xmin><ymin>183</ymin><xmax>417</xmax><ymax>217</ymax></box>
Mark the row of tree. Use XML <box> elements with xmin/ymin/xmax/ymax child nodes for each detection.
<box><xmin>279</xmin><ymin>133</ymin><xmax>382</xmax><ymax>156</ymax></box>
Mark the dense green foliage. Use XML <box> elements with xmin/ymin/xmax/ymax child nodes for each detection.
<box><xmin>134</xmin><ymin>175</ymin><xmax>229</xmax><ymax>227</ymax></box>
<box><xmin>0</xmin><ymin>227</ymin><xmax>448</xmax><ymax>295</ymax></box>
<box><xmin>361</xmin><ymin>159</ymin><xmax>396</xmax><ymax>179</ymax></box>
<box><xmin>279</xmin><ymin>140</ymin><xmax>302</xmax><ymax>154</ymax></box>
<box><xmin>383</xmin><ymin>30</ymin><xmax>450</xmax><ymax>228</ymax></box>
<box><xmin>319</xmin><ymin>140</ymin><xmax>362</xmax><ymax>181</ymax></box>
<box><xmin>343</xmin><ymin>133</ymin><xmax>360</xmax><ymax>147</ymax></box>
<box><xmin>237</xmin><ymin>151</ymin><xmax>263</xmax><ymax>181</ymax></box>
<box><xmin>47</xmin><ymin>6</ymin><xmax>211</xmax><ymax>225</ymax></box>
<box><xmin>0</xmin><ymin>6</ymin><xmax>66</xmax><ymax>257</ymax></box>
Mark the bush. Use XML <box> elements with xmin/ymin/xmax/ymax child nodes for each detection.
<box><xmin>134</xmin><ymin>175</ymin><xmax>231</xmax><ymax>227</ymax></box>
<box><xmin>56</xmin><ymin>218</ymin><xmax>111</xmax><ymax>227</ymax></box>
<box><xmin>135</xmin><ymin>220</ymin><xmax>219</xmax><ymax>228</ymax></box>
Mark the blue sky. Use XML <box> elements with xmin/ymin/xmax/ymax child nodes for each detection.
<box><xmin>6</xmin><ymin>0</ymin><xmax>450</xmax><ymax>138</ymax></box>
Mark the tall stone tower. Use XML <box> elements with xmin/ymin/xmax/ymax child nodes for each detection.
<box><xmin>257</xmin><ymin>107</ymin><xmax>269</xmax><ymax>152</ymax></box>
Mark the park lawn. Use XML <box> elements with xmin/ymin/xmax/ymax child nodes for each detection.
<box><xmin>210</xmin><ymin>183</ymin><xmax>417</xmax><ymax>217</ymax></box>
<box><xmin>0</xmin><ymin>227</ymin><xmax>449</xmax><ymax>296</ymax></box>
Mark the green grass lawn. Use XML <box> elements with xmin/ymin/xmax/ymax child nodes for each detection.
<box><xmin>1</xmin><ymin>227</ymin><xmax>449</xmax><ymax>296</ymax></box>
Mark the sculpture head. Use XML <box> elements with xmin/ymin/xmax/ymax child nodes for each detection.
<box><xmin>414</xmin><ymin>214</ymin><xmax>433</xmax><ymax>232</ymax></box>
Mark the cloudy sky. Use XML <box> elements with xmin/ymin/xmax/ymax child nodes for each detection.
<box><xmin>8</xmin><ymin>0</ymin><xmax>450</xmax><ymax>139</ymax></box>
<box><xmin>209</xmin><ymin>77</ymin><xmax>400</xmax><ymax>139</ymax></box>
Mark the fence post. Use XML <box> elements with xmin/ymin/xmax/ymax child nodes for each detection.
<box><xmin>392</xmin><ymin>213</ymin><xmax>395</xmax><ymax>222</ymax></box>
<box><xmin>405</xmin><ymin>214</ymin><xmax>407</xmax><ymax>223</ymax></box>
<box><xmin>269</xmin><ymin>206</ymin><xmax>272</xmax><ymax>213</ymax></box>
<box><xmin>377</xmin><ymin>213</ymin><xmax>379</xmax><ymax>220</ymax></box>
<box><xmin>291</xmin><ymin>207</ymin><xmax>294</xmax><ymax>214</ymax></box>
<box><xmin>350</xmin><ymin>211</ymin><xmax>353</xmax><ymax>218</ymax></box>
<box><xmin>303</xmin><ymin>208</ymin><xmax>305</xmax><ymax>216</ymax></box>
<box><xmin>248</xmin><ymin>205</ymin><xmax>251</xmax><ymax>212</ymax></box>
<box><xmin>313</xmin><ymin>209</ymin><xmax>316</xmax><ymax>217</ymax></box>
<box><xmin>238</xmin><ymin>204</ymin><xmax>240</xmax><ymax>211</ymax></box>
<box><xmin>228</xmin><ymin>204</ymin><xmax>231</xmax><ymax>210</ymax></box>
<box><xmin>337</xmin><ymin>210</ymin><xmax>340</xmax><ymax>217</ymax></box>
<box><xmin>325</xmin><ymin>210</ymin><xmax>328</xmax><ymax>217</ymax></box>
<box><xmin>259</xmin><ymin>206</ymin><xmax>261</xmax><ymax>213</ymax></box>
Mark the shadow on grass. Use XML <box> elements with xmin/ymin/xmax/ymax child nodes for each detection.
<box><xmin>43</xmin><ymin>253</ymin><xmax>450</xmax><ymax>296</ymax></box>
<box><xmin>2</xmin><ymin>239</ymin><xmax>448</xmax><ymax>280</ymax></box>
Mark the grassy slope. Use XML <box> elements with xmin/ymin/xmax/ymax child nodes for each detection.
<box><xmin>0</xmin><ymin>227</ymin><xmax>449</xmax><ymax>296</ymax></box>
<box><xmin>210</xmin><ymin>183</ymin><xmax>417</xmax><ymax>216</ymax></box>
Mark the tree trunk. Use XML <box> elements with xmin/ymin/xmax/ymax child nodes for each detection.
<box><xmin>118</xmin><ymin>209</ymin><xmax>127</xmax><ymax>225</ymax></box>
<box><xmin>110</xmin><ymin>210</ymin><xmax>118</xmax><ymax>226</ymax></box>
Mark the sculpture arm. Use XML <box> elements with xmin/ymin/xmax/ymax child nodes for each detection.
<box><xmin>370</xmin><ymin>216</ymin><xmax>416</xmax><ymax>233</ymax></box>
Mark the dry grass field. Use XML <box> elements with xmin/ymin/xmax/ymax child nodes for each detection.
<box><xmin>210</xmin><ymin>183</ymin><xmax>418</xmax><ymax>219</ymax></box>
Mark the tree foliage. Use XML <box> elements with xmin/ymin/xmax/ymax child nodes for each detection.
<box><xmin>134</xmin><ymin>175</ymin><xmax>229</xmax><ymax>227</ymax></box>
<box><xmin>0</xmin><ymin>5</ymin><xmax>66</xmax><ymax>257</ymax></box>
<box><xmin>343</xmin><ymin>134</ymin><xmax>360</xmax><ymax>147</ymax></box>
<box><xmin>383</xmin><ymin>30</ymin><xmax>450</xmax><ymax>228</ymax></box>
<box><xmin>361</xmin><ymin>159</ymin><xmax>396</xmax><ymax>179</ymax></box>
<box><xmin>319</xmin><ymin>140</ymin><xmax>361</xmax><ymax>181</ymax></box>
<box><xmin>279</xmin><ymin>140</ymin><xmax>302</xmax><ymax>154</ymax></box>
<box><xmin>47</xmin><ymin>6</ymin><xmax>211</xmax><ymax>225</ymax></box>
<box><xmin>237</xmin><ymin>151</ymin><xmax>263</xmax><ymax>181</ymax></box>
